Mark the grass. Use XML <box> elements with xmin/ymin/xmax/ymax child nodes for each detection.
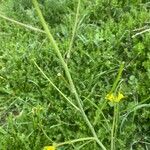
<box><xmin>0</xmin><ymin>0</ymin><xmax>150</xmax><ymax>150</ymax></box>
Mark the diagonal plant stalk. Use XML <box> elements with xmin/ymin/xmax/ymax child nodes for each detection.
<box><xmin>32</xmin><ymin>0</ymin><xmax>106</xmax><ymax>149</ymax></box>
<box><xmin>56</xmin><ymin>137</ymin><xmax>96</xmax><ymax>147</ymax></box>
<box><xmin>33</xmin><ymin>60</ymin><xmax>80</xmax><ymax>111</ymax></box>
<box><xmin>66</xmin><ymin>0</ymin><xmax>80</xmax><ymax>60</ymax></box>
<box><xmin>110</xmin><ymin>62</ymin><xmax>125</xmax><ymax>94</ymax></box>
<box><xmin>0</xmin><ymin>12</ymin><xmax>45</xmax><ymax>33</ymax></box>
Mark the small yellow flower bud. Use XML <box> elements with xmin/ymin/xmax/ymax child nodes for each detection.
<box><xmin>43</xmin><ymin>146</ymin><xmax>56</xmax><ymax>150</ymax></box>
<box><xmin>106</xmin><ymin>93</ymin><xmax>115</xmax><ymax>102</ymax></box>
<box><xmin>115</xmin><ymin>92</ymin><xmax>124</xmax><ymax>102</ymax></box>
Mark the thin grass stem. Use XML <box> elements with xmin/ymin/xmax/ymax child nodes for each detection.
<box><xmin>66</xmin><ymin>0</ymin><xmax>80</xmax><ymax>59</ymax></box>
<box><xmin>110</xmin><ymin>62</ymin><xmax>124</xmax><ymax>94</ymax></box>
<box><xmin>33</xmin><ymin>60</ymin><xmax>80</xmax><ymax>111</ymax></box>
<box><xmin>0</xmin><ymin>12</ymin><xmax>45</xmax><ymax>33</ymax></box>
<box><xmin>111</xmin><ymin>104</ymin><xmax>117</xmax><ymax>150</ymax></box>
<box><xmin>56</xmin><ymin>137</ymin><xmax>96</xmax><ymax>147</ymax></box>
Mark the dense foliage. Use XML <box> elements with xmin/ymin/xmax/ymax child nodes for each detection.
<box><xmin>0</xmin><ymin>0</ymin><xmax>150</xmax><ymax>149</ymax></box>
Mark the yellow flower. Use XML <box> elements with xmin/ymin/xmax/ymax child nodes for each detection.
<box><xmin>116</xmin><ymin>92</ymin><xmax>124</xmax><ymax>102</ymax></box>
<box><xmin>106</xmin><ymin>93</ymin><xmax>115</xmax><ymax>101</ymax></box>
<box><xmin>43</xmin><ymin>146</ymin><xmax>56</xmax><ymax>150</ymax></box>
<box><xmin>106</xmin><ymin>92</ymin><xmax>124</xmax><ymax>103</ymax></box>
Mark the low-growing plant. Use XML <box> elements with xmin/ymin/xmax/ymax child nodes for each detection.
<box><xmin>0</xmin><ymin>0</ymin><xmax>150</xmax><ymax>150</ymax></box>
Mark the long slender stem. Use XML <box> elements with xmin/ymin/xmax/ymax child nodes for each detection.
<box><xmin>111</xmin><ymin>104</ymin><xmax>116</xmax><ymax>150</ymax></box>
<box><xmin>0</xmin><ymin>12</ymin><xmax>45</xmax><ymax>33</ymax></box>
<box><xmin>32</xmin><ymin>0</ymin><xmax>106</xmax><ymax>149</ymax></box>
<box><xmin>114</xmin><ymin>104</ymin><xmax>119</xmax><ymax>139</ymax></box>
<box><xmin>66</xmin><ymin>0</ymin><xmax>80</xmax><ymax>59</ymax></box>
<box><xmin>111</xmin><ymin>103</ymin><xmax>119</xmax><ymax>150</ymax></box>
<box><xmin>56</xmin><ymin>137</ymin><xmax>95</xmax><ymax>147</ymax></box>
<box><xmin>33</xmin><ymin>60</ymin><xmax>80</xmax><ymax>111</ymax></box>
<box><xmin>110</xmin><ymin>62</ymin><xmax>124</xmax><ymax>93</ymax></box>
